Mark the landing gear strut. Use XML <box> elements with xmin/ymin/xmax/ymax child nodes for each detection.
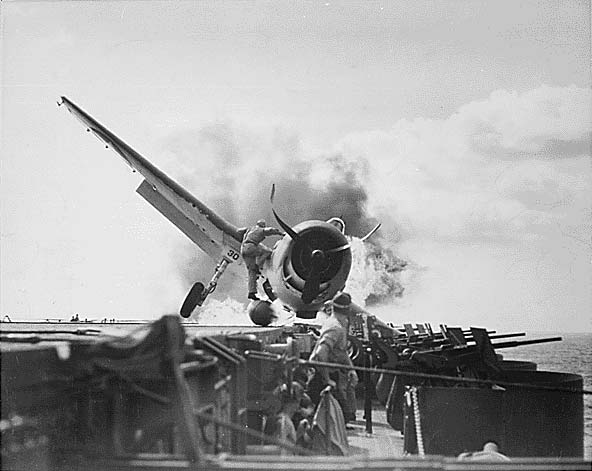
<box><xmin>180</xmin><ymin>259</ymin><xmax>230</xmax><ymax>318</ymax></box>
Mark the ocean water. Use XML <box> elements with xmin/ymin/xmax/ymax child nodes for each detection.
<box><xmin>503</xmin><ymin>332</ymin><xmax>591</xmax><ymax>460</ymax></box>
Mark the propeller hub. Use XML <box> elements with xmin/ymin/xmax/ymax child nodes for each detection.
<box><xmin>311</xmin><ymin>249</ymin><xmax>325</xmax><ymax>262</ymax></box>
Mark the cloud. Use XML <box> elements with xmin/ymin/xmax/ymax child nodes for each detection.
<box><xmin>151</xmin><ymin>84</ymin><xmax>589</xmax><ymax>328</ymax></box>
<box><xmin>452</xmin><ymin>85</ymin><xmax>591</xmax><ymax>159</ymax></box>
<box><xmin>330</xmin><ymin>84</ymin><xmax>590</xmax><ymax>330</ymax></box>
<box><xmin>336</xmin><ymin>85</ymin><xmax>591</xmax><ymax>244</ymax></box>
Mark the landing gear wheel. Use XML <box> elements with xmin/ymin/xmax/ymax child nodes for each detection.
<box><xmin>180</xmin><ymin>282</ymin><xmax>205</xmax><ymax>318</ymax></box>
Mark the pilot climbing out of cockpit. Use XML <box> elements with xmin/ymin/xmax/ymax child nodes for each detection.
<box><xmin>240</xmin><ymin>219</ymin><xmax>283</xmax><ymax>301</ymax></box>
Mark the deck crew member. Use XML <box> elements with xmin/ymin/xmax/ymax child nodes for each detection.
<box><xmin>308</xmin><ymin>292</ymin><xmax>359</xmax><ymax>424</ymax></box>
<box><xmin>458</xmin><ymin>441</ymin><xmax>511</xmax><ymax>461</ymax></box>
<box><xmin>240</xmin><ymin>219</ymin><xmax>283</xmax><ymax>301</ymax></box>
<box><xmin>264</xmin><ymin>382</ymin><xmax>308</xmax><ymax>455</ymax></box>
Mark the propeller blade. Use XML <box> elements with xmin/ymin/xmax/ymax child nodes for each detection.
<box><xmin>301</xmin><ymin>272</ymin><xmax>322</xmax><ymax>304</ymax></box>
<box><xmin>301</xmin><ymin>251</ymin><xmax>325</xmax><ymax>304</ymax></box>
<box><xmin>272</xmin><ymin>208</ymin><xmax>299</xmax><ymax>240</ymax></box>
<box><xmin>270</xmin><ymin>184</ymin><xmax>300</xmax><ymax>240</ymax></box>
<box><xmin>361</xmin><ymin>223</ymin><xmax>381</xmax><ymax>242</ymax></box>
<box><xmin>325</xmin><ymin>243</ymin><xmax>350</xmax><ymax>254</ymax></box>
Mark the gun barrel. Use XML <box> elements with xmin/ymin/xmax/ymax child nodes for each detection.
<box><xmin>488</xmin><ymin>332</ymin><xmax>526</xmax><ymax>340</ymax></box>
<box><xmin>394</xmin><ymin>331</ymin><xmax>524</xmax><ymax>348</ymax></box>
<box><xmin>492</xmin><ymin>336</ymin><xmax>562</xmax><ymax>349</ymax></box>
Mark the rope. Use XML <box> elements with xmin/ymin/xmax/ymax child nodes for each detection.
<box><xmin>243</xmin><ymin>351</ymin><xmax>592</xmax><ymax>396</ymax></box>
<box><xmin>302</xmin><ymin>358</ymin><xmax>592</xmax><ymax>395</ymax></box>
<box><xmin>410</xmin><ymin>387</ymin><xmax>425</xmax><ymax>457</ymax></box>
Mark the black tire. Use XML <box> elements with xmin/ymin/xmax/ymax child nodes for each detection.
<box><xmin>180</xmin><ymin>282</ymin><xmax>205</xmax><ymax>318</ymax></box>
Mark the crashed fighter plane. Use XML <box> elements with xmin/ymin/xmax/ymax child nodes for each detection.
<box><xmin>58</xmin><ymin>97</ymin><xmax>379</xmax><ymax>322</ymax></box>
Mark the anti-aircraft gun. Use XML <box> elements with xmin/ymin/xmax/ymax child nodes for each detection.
<box><xmin>345</xmin><ymin>313</ymin><xmax>562</xmax><ymax>432</ymax></box>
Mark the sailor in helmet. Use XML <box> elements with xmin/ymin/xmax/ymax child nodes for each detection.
<box><xmin>240</xmin><ymin>219</ymin><xmax>283</xmax><ymax>301</ymax></box>
<box><xmin>308</xmin><ymin>291</ymin><xmax>359</xmax><ymax>424</ymax></box>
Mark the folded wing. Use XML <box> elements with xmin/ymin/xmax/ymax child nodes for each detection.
<box><xmin>59</xmin><ymin>96</ymin><xmax>245</xmax><ymax>264</ymax></box>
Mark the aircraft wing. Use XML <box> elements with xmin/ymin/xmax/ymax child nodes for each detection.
<box><xmin>59</xmin><ymin>96</ymin><xmax>245</xmax><ymax>265</ymax></box>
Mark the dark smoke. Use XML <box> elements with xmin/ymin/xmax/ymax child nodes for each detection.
<box><xmin>160</xmin><ymin>122</ymin><xmax>406</xmax><ymax>306</ymax></box>
<box><xmin>260</xmin><ymin>155</ymin><xmax>378</xmax><ymax>237</ymax></box>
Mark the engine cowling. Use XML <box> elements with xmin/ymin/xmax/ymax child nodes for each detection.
<box><xmin>264</xmin><ymin>220</ymin><xmax>352</xmax><ymax>317</ymax></box>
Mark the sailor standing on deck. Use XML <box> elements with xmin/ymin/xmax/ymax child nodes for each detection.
<box><xmin>308</xmin><ymin>292</ymin><xmax>359</xmax><ymax>424</ymax></box>
<box><xmin>240</xmin><ymin>219</ymin><xmax>283</xmax><ymax>301</ymax></box>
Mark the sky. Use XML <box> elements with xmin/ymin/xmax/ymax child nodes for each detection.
<box><xmin>1</xmin><ymin>0</ymin><xmax>590</xmax><ymax>332</ymax></box>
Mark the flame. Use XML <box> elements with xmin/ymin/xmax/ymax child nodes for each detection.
<box><xmin>347</xmin><ymin>237</ymin><xmax>406</xmax><ymax>307</ymax></box>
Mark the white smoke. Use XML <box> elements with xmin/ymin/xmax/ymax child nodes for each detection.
<box><xmin>159</xmin><ymin>122</ymin><xmax>408</xmax><ymax>314</ymax></box>
<box><xmin>336</xmin><ymin>85</ymin><xmax>590</xmax><ymax>244</ymax></box>
<box><xmin>190</xmin><ymin>297</ymin><xmax>251</xmax><ymax>324</ymax></box>
<box><xmin>155</xmin><ymin>84</ymin><xmax>589</xmax><ymax>331</ymax></box>
<box><xmin>335</xmin><ymin>85</ymin><xmax>591</xmax><ymax>330</ymax></box>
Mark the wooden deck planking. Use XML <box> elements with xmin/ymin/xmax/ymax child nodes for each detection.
<box><xmin>347</xmin><ymin>407</ymin><xmax>405</xmax><ymax>458</ymax></box>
